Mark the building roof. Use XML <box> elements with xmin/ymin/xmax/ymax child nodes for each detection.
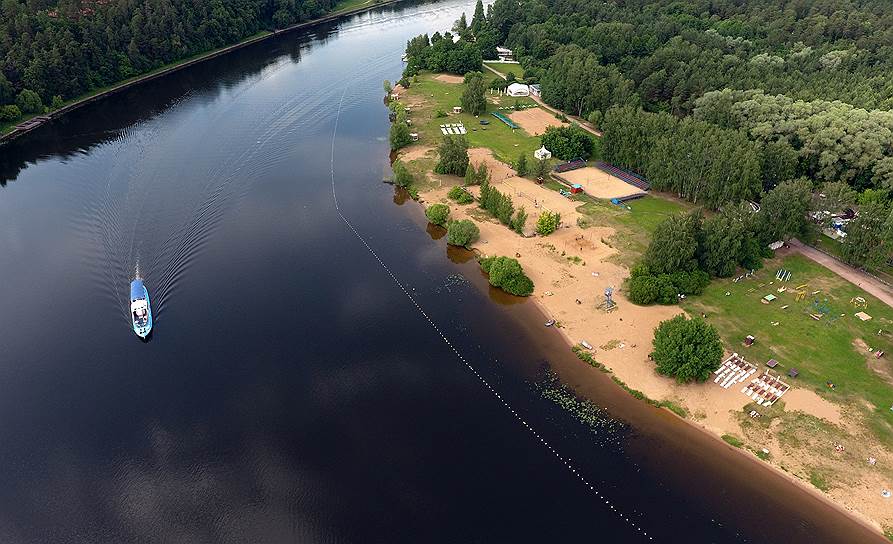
<box><xmin>507</xmin><ymin>82</ymin><xmax>529</xmax><ymax>93</ymax></box>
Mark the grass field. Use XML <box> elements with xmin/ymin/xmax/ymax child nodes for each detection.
<box><xmin>401</xmin><ymin>73</ymin><xmax>543</xmax><ymax>164</ymax></box>
<box><xmin>483</xmin><ymin>62</ymin><xmax>525</xmax><ymax>79</ymax></box>
<box><xmin>682</xmin><ymin>253</ymin><xmax>893</xmax><ymax>446</ymax></box>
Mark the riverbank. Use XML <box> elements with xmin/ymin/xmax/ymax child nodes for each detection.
<box><xmin>0</xmin><ymin>0</ymin><xmax>404</xmax><ymax>145</ymax></box>
<box><xmin>392</xmin><ymin>72</ymin><xmax>893</xmax><ymax>538</ymax></box>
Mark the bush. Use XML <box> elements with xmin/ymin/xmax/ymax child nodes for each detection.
<box><xmin>383</xmin><ymin>80</ymin><xmax>392</xmax><ymax>94</ymax></box>
<box><xmin>392</xmin><ymin>160</ymin><xmax>414</xmax><ymax>188</ymax></box>
<box><xmin>534</xmin><ymin>158</ymin><xmax>550</xmax><ymax>180</ymax></box>
<box><xmin>0</xmin><ymin>104</ymin><xmax>21</xmax><ymax>121</ymax></box>
<box><xmin>627</xmin><ymin>266</ymin><xmax>709</xmax><ymax>305</ymax></box>
<box><xmin>650</xmin><ymin>315</ymin><xmax>723</xmax><ymax>383</ymax></box>
<box><xmin>425</xmin><ymin>203</ymin><xmax>450</xmax><ymax>226</ymax></box>
<box><xmin>435</xmin><ymin>135</ymin><xmax>469</xmax><ymax>176</ymax></box>
<box><xmin>480</xmin><ymin>256</ymin><xmax>534</xmax><ymax>296</ymax></box>
<box><xmin>389</xmin><ymin>118</ymin><xmax>412</xmax><ymax>150</ymax></box>
<box><xmin>51</xmin><ymin>95</ymin><xmax>64</xmax><ymax>109</ymax></box>
<box><xmin>448</xmin><ymin>185</ymin><xmax>474</xmax><ymax>204</ymax></box>
<box><xmin>489</xmin><ymin>78</ymin><xmax>508</xmax><ymax>91</ymax></box>
<box><xmin>16</xmin><ymin>89</ymin><xmax>43</xmax><ymax>114</ymax></box>
<box><xmin>435</xmin><ymin>109</ymin><xmax>448</xmax><ymax>118</ymax></box>
<box><xmin>536</xmin><ymin>210</ymin><xmax>561</xmax><ymax>235</ymax></box>
<box><xmin>541</xmin><ymin>125</ymin><xmax>593</xmax><ymax>160</ymax></box>
<box><xmin>515</xmin><ymin>153</ymin><xmax>528</xmax><ymax>176</ymax></box>
<box><xmin>447</xmin><ymin>219</ymin><xmax>479</xmax><ymax>247</ymax></box>
<box><xmin>511</xmin><ymin>206</ymin><xmax>528</xmax><ymax>234</ymax></box>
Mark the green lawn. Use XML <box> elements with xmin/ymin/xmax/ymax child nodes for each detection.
<box><xmin>682</xmin><ymin>254</ymin><xmax>893</xmax><ymax>446</ymax></box>
<box><xmin>483</xmin><ymin>62</ymin><xmax>525</xmax><ymax>79</ymax></box>
<box><xmin>402</xmin><ymin>73</ymin><xmax>543</xmax><ymax>165</ymax></box>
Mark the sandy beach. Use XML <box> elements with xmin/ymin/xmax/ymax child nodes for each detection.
<box><xmin>399</xmin><ymin>144</ymin><xmax>893</xmax><ymax>535</ymax></box>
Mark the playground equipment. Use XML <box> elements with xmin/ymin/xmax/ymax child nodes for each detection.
<box><xmin>775</xmin><ymin>269</ymin><xmax>792</xmax><ymax>282</ymax></box>
<box><xmin>851</xmin><ymin>296</ymin><xmax>868</xmax><ymax>309</ymax></box>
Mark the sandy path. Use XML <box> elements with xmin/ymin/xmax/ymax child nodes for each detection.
<box><xmin>787</xmin><ymin>240</ymin><xmax>893</xmax><ymax>309</ymax></box>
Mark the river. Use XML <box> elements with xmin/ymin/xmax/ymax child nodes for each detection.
<box><xmin>0</xmin><ymin>1</ymin><xmax>884</xmax><ymax>542</ymax></box>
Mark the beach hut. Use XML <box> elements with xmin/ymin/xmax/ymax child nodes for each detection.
<box><xmin>506</xmin><ymin>83</ymin><xmax>530</xmax><ymax>97</ymax></box>
<box><xmin>534</xmin><ymin>145</ymin><xmax>552</xmax><ymax>160</ymax></box>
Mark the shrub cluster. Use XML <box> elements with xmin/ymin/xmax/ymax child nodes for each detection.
<box><xmin>435</xmin><ymin>135</ymin><xmax>469</xmax><ymax>176</ymax></box>
<box><xmin>425</xmin><ymin>203</ymin><xmax>450</xmax><ymax>226</ymax></box>
<box><xmin>448</xmin><ymin>185</ymin><xmax>474</xmax><ymax>204</ymax></box>
<box><xmin>627</xmin><ymin>264</ymin><xmax>710</xmax><ymax>305</ymax></box>
<box><xmin>447</xmin><ymin>219</ymin><xmax>479</xmax><ymax>247</ymax></box>
<box><xmin>535</xmin><ymin>210</ymin><xmax>561</xmax><ymax>235</ymax></box>
<box><xmin>480</xmin><ymin>256</ymin><xmax>534</xmax><ymax>296</ymax></box>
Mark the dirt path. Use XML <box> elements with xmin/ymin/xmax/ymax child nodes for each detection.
<box><xmin>481</xmin><ymin>64</ymin><xmax>603</xmax><ymax>138</ymax></box>
<box><xmin>787</xmin><ymin>239</ymin><xmax>893</xmax><ymax>309</ymax></box>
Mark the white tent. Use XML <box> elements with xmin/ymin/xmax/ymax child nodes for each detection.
<box><xmin>534</xmin><ymin>146</ymin><xmax>552</xmax><ymax>160</ymax></box>
<box><xmin>506</xmin><ymin>83</ymin><xmax>529</xmax><ymax>97</ymax></box>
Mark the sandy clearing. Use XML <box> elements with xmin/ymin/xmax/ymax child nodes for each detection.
<box><xmin>397</xmin><ymin>145</ymin><xmax>435</xmax><ymax>162</ymax></box>
<box><xmin>557</xmin><ymin>167</ymin><xmax>646</xmax><ymax>200</ymax></box>
<box><xmin>435</xmin><ymin>74</ymin><xmax>464</xmax><ymax>84</ymax></box>
<box><xmin>783</xmin><ymin>388</ymin><xmax>843</xmax><ymax>425</ymax></box>
<box><xmin>507</xmin><ymin>108</ymin><xmax>568</xmax><ymax>136</ymax></box>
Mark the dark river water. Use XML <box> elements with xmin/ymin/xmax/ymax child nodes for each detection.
<box><xmin>0</xmin><ymin>1</ymin><xmax>885</xmax><ymax>542</ymax></box>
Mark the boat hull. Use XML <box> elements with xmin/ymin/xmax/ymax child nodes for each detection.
<box><xmin>130</xmin><ymin>279</ymin><xmax>153</xmax><ymax>339</ymax></box>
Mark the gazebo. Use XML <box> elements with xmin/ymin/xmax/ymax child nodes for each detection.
<box><xmin>534</xmin><ymin>145</ymin><xmax>552</xmax><ymax>160</ymax></box>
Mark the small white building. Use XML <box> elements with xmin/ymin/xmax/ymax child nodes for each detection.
<box><xmin>496</xmin><ymin>46</ymin><xmax>514</xmax><ymax>62</ymax></box>
<box><xmin>452</xmin><ymin>106</ymin><xmax>462</xmax><ymax>114</ymax></box>
<box><xmin>534</xmin><ymin>146</ymin><xmax>552</xmax><ymax>160</ymax></box>
<box><xmin>506</xmin><ymin>83</ymin><xmax>529</xmax><ymax>97</ymax></box>
<box><xmin>529</xmin><ymin>84</ymin><xmax>542</xmax><ymax>97</ymax></box>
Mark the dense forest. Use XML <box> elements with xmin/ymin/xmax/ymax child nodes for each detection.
<box><xmin>401</xmin><ymin>0</ymin><xmax>893</xmax><ymax>267</ymax></box>
<box><xmin>0</xmin><ymin>0</ymin><xmax>344</xmax><ymax>124</ymax></box>
<box><xmin>488</xmin><ymin>0</ymin><xmax>893</xmax><ymax>197</ymax></box>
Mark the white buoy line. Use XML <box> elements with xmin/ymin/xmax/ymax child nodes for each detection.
<box><xmin>328</xmin><ymin>87</ymin><xmax>652</xmax><ymax>540</ymax></box>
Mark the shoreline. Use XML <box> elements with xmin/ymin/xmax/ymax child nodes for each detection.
<box><xmin>0</xmin><ymin>0</ymin><xmax>406</xmax><ymax>146</ymax></box>
<box><xmin>398</xmin><ymin>192</ymin><xmax>888</xmax><ymax>541</ymax></box>
<box><xmin>389</xmin><ymin>72</ymin><xmax>890</xmax><ymax>536</ymax></box>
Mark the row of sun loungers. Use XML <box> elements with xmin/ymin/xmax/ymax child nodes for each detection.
<box><xmin>741</xmin><ymin>373</ymin><xmax>790</xmax><ymax>406</ymax></box>
<box><xmin>714</xmin><ymin>353</ymin><xmax>757</xmax><ymax>389</ymax></box>
<box><xmin>440</xmin><ymin>123</ymin><xmax>466</xmax><ymax>135</ymax></box>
